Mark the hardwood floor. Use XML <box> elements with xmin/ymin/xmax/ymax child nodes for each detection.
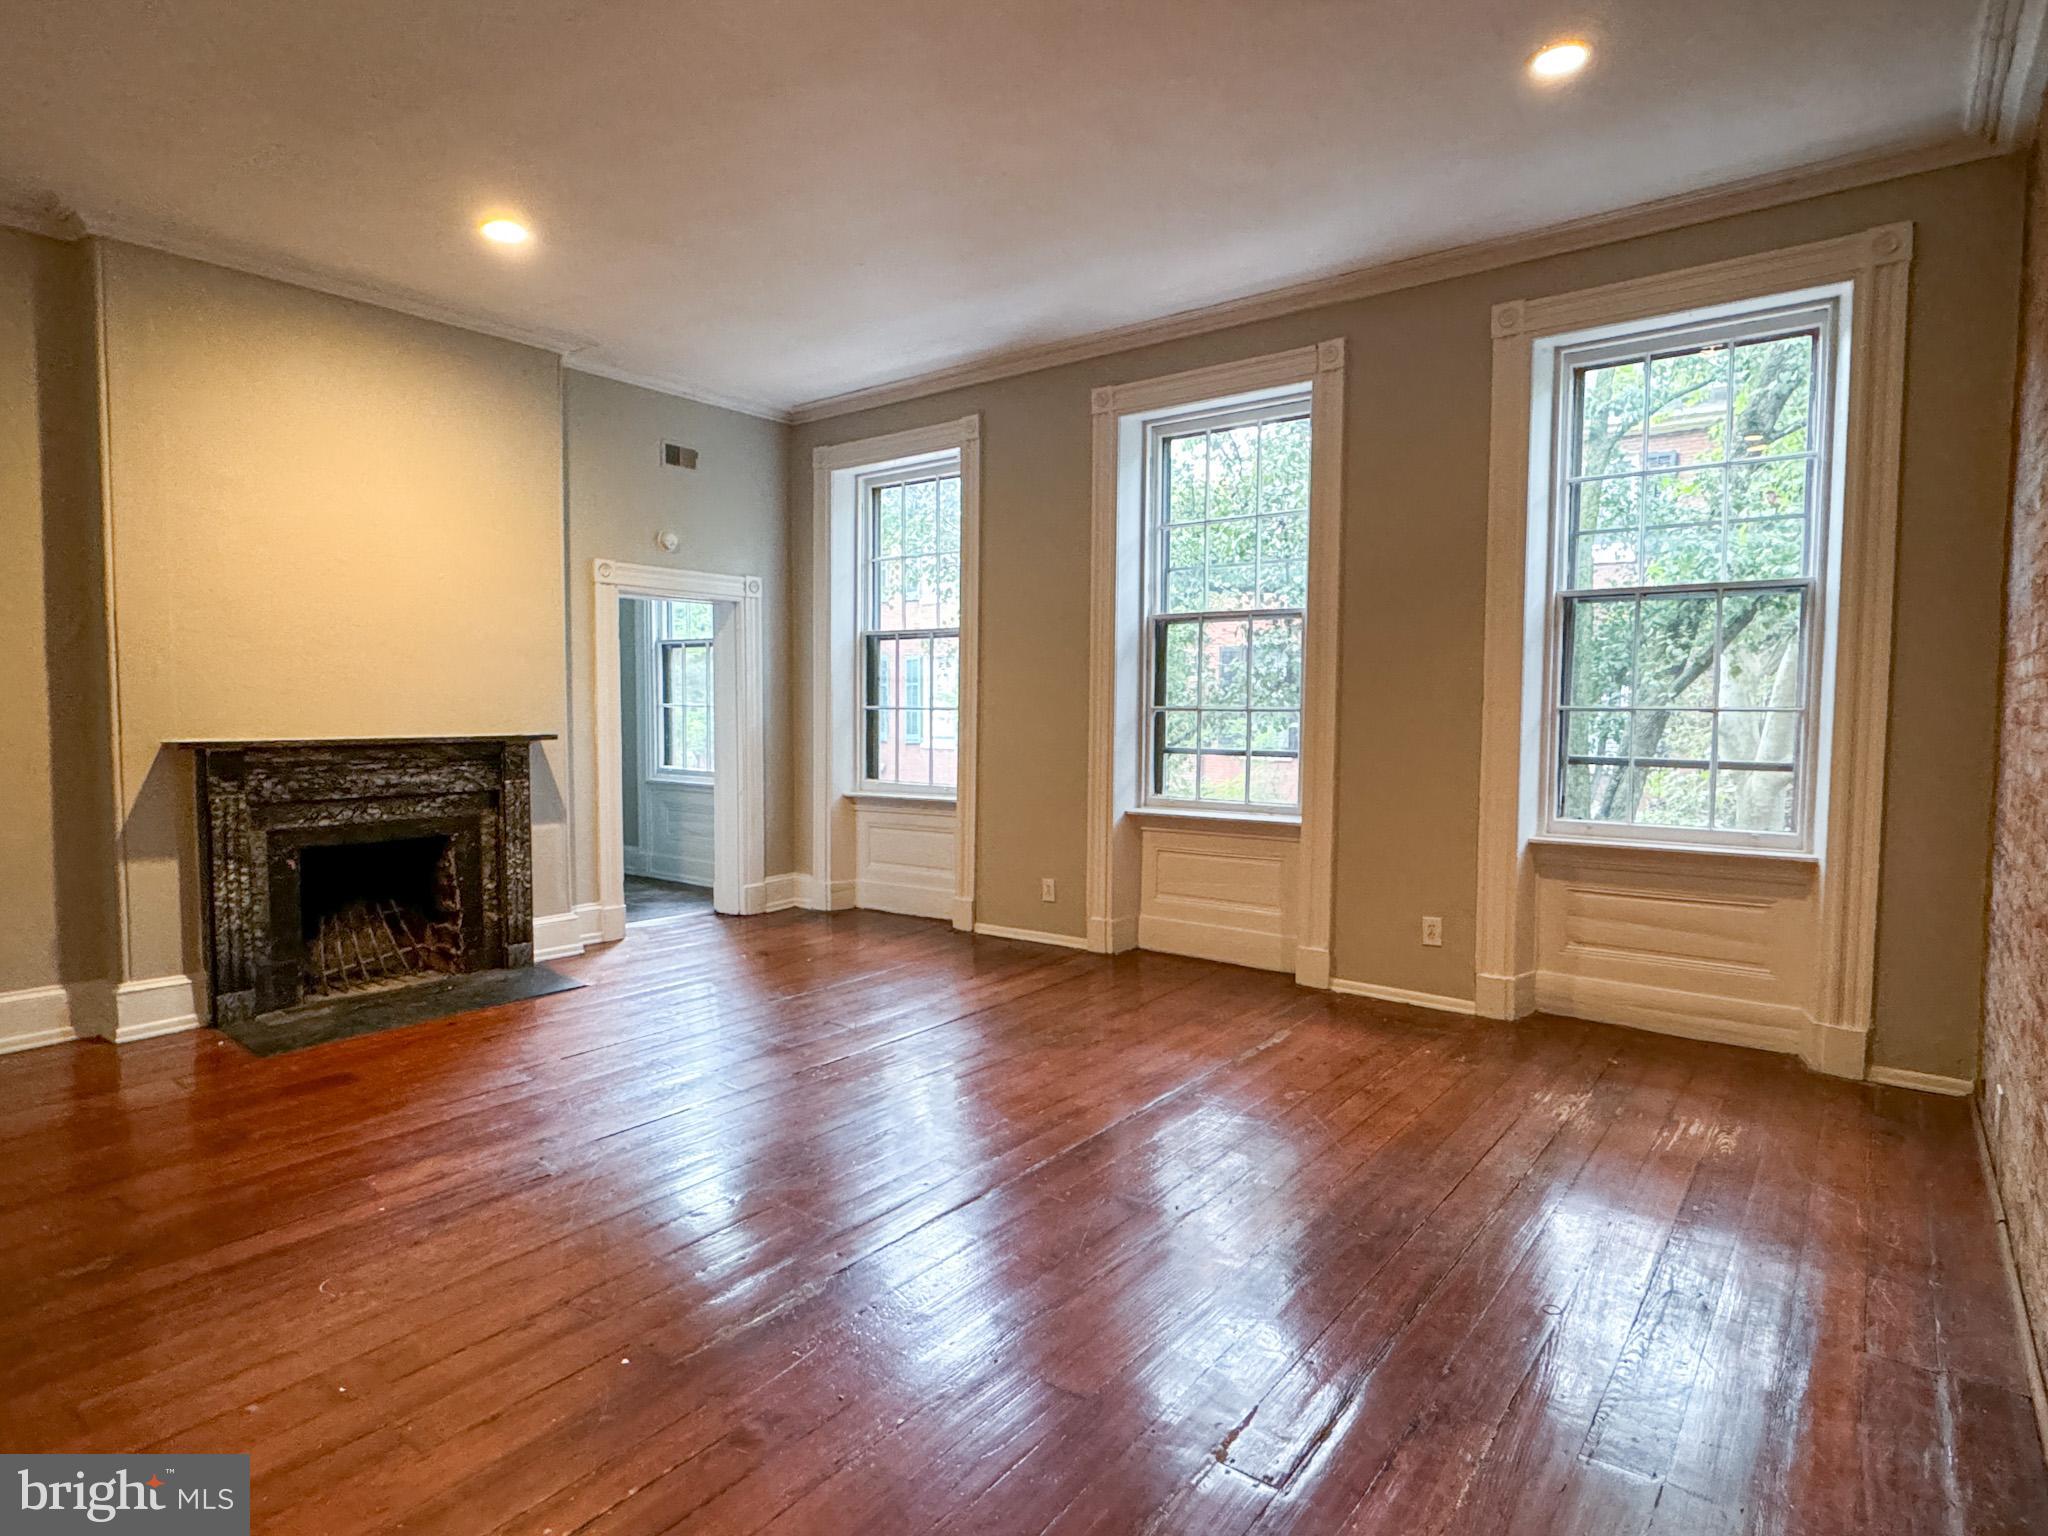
<box><xmin>625</xmin><ymin>875</ymin><xmax>715</xmax><ymax>923</ymax></box>
<box><xmin>1</xmin><ymin>909</ymin><xmax>2042</xmax><ymax>1534</ymax></box>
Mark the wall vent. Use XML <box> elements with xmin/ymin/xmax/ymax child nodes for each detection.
<box><xmin>662</xmin><ymin>442</ymin><xmax>699</xmax><ymax>469</ymax></box>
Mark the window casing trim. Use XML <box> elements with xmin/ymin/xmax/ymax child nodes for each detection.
<box><xmin>1534</xmin><ymin>298</ymin><xmax>1844</xmax><ymax>854</ymax></box>
<box><xmin>1475</xmin><ymin>221</ymin><xmax>1913</xmax><ymax>1080</ymax></box>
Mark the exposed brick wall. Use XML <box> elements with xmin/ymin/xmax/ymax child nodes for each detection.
<box><xmin>1985</xmin><ymin>136</ymin><xmax>2048</xmax><ymax>1387</ymax></box>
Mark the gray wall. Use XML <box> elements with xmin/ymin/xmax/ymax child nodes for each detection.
<box><xmin>564</xmin><ymin>370</ymin><xmax>791</xmax><ymax>912</ymax></box>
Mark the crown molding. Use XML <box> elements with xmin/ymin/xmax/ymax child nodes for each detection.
<box><xmin>1969</xmin><ymin>0</ymin><xmax>2048</xmax><ymax>145</ymax></box>
<box><xmin>559</xmin><ymin>357</ymin><xmax>792</xmax><ymax>424</ymax></box>
<box><xmin>787</xmin><ymin>133</ymin><xmax>2002</xmax><ymax>424</ymax></box>
<box><xmin>0</xmin><ymin>193</ymin><xmax>791</xmax><ymax>422</ymax></box>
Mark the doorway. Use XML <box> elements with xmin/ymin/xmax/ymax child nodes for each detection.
<box><xmin>618</xmin><ymin>595</ymin><xmax>719</xmax><ymax>924</ymax></box>
<box><xmin>591</xmin><ymin>560</ymin><xmax>769</xmax><ymax>931</ymax></box>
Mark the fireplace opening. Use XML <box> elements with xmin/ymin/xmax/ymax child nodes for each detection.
<box><xmin>298</xmin><ymin>835</ymin><xmax>465</xmax><ymax>999</ymax></box>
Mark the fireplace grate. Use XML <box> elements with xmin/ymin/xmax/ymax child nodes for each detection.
<box><xmin>304</xmin><ymin>852</ymin><xmax>467</xmax><ymax>999</ymax></box>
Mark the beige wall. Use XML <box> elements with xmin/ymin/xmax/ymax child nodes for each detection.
<box><xmin>563</xmin><ymin>369</ymin><xmax>791</xmax><ymax>907</ymax></box>
<box><xmin>0</xmin><ymin>228</ymin><xmax>115</xmax><ymax>995</ymax></box>
<box><xmin>95</xmin><ymin>241</ymin><xmax>573</xmax><ymax>984</ymax></box>
<box><xmin>790</xmin><ymin>155</ymin><xmax>2025</xmax><ymax>1079</ymax></box>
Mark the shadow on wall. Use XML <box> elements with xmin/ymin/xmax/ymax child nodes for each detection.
<box><xmin>36</xmin><ymin>238</ymin><xmax>118</xmax><ymax>988</ymax></box>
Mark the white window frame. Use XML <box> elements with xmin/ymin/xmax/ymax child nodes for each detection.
<box><xmin>809</xmin><ymin>417</ymin><xmax>983</xmax><ymax>929</ymax></box>
<box><xmin>1537</xmin><ymin>301</ymin><xmax>1840</xmax><ymax>854</ymax></box>
<box><xmin>1087</xmin><ymin>341</ymin><xmax>1347</xmax><ymax>985</ymax></box>
<box><xmin>645</xmin><ymin>600</ymin><xmax>717</xmax><ymax>785</ymax></box>
<box><xmin>1139</xmin><ymin>392</ymin><xmax>1314</xmax><ymax>815</ymax></box>
<box><xmin>854</xmin><ymin>456</ymin><xmax>963</xmax><ymax>798</ymax></box>
<box><xmin>1476</xmin><ymin>224</ymin><xmax>1914</xmax><ymax>1080</ymax></box>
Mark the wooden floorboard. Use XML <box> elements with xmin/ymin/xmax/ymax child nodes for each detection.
<box><xmin>0</xmin><ymin>908</ymin><xmax>2041</xmax><ymax>1534</ymax></box>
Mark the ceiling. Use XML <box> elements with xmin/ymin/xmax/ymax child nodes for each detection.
<box><xmin>0</xmin><ymin>0</ymin><xmax>2029</xmax><ymax>418</ymax></box>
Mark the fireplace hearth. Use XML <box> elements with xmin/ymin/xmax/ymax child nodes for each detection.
<box><xmin>180</xmin><ymin>736</ymin><xmax>550</xmax><ymax>1026</ymax></box>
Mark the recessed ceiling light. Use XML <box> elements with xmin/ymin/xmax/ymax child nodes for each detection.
<box><xmin>1529</xmin><ymin>40</ymin><xmax>1591</xmax><ymax>81</ymax></box>
<box><xmin>479</xmin><ymin>218</ymin><xmax>531</xmax><ymax>246</ymax></box>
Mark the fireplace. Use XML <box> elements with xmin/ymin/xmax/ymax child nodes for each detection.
<box><xmin>181</xmin><ymin>736</ymin><xmax>547</xmax><ymax>1025</ymax></box>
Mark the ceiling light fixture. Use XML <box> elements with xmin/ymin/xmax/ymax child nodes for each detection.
<box><xmin>479</xmin><ymin>218</ymin><xmax>532</xmax><ymax>246</ymax></box>
<box><xmin>1528</xmin><ymin>40</ymin><xmax>1591</xmax><ymax>81</ymax></box>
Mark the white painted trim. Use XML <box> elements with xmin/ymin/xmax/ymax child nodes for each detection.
<box><xmin>1534</xmin><ymin>972</ymin><xmax>1807</xmax><ymax>1056</ymax></box>
<box><xmin>112</xmin><ymin>974</ymin><xmax>204</xmax><ymax>1042</ymax></box>
<box><xmin>854</xmin><ymin>879</ymin><xmax>955</xmax><ymax>921</ymax></box>
<box><xmin>1968</xmin><ymin>0</ymin><xmax>2048</xmax><ymax>147</ymax></box>
<box><xmin>560</xmin><ymin>359</ymin><xmax>791</xmax><ymax>425</ymax></box>
<box><xmin>533</xmin><ymin>910</ymin><xmax>588</xmax><ymax>961</ymax></box>
<box><xmin>592</xmin><ymin>560</ymin><xmax>769</xmax><ymax>925</ymax></box>
<box><xmin>1085</xmin><ymin>342</ymin><xmax>1345</xmax><ymax>986</ymax></box>
<box><xmin>1975</xmin><ymin>1100</ymin><xmax>2048</xmax><ymax>1464</ymax></box>
<box><xmin>754</xmin><ymin>874</ymin><xmax>806</xmax><ymax>913</ymax></box>
<box><xmin>1475</xmin><ymin>225</ymin><xmax>1912</xmax><ymax>1083</ymax></box>
<box><xmin>1866</xmin><ymin>1065</ymin><xmax>1975</xmax><ymax>1096</ymax></box>
<box><xmin>785</xmin><ymin>137</ymin><xmax>1993</xmax><ymax>424</ymax></box>
<box><xmin>582</xmin><ymin>901</ymin><xmax>626</xmax><ymax>945</ymax></box>
<box><xmin>1137</xmin><ymin>914</ymin><xmax>1291</xmax><ymax>973</ymax></box>
<box><xmin>1328</xmin><ymin>978</ymin><xmax>1479</xmax><ymax>1016</ymax></box>
<box><xmin>799</xmin><ymin>874</ymin><xmax>857</xmax><ymax>912</ymax></box>
<box><xmin>972</xmin><ymin>922</ymin><xmax>1092</xmax><ymax>950</ymax></box>
<box><xmin>808</xmin><ymin>416</ymin><xmax>982</xmax><ymax>930</ymax></box>
<box><xmin>0</xmin><ymin>985</ymin><xmax>85</xmax><ymax>1054</ymax></box>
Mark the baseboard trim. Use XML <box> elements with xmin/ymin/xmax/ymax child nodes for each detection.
<box><xmin>532</xmin><ymin>910</ymin><xmax>587</xmax><ymax>961</ymax></box>
<box><xmin>0</xmin><ymin>984</ymin><xmax>84</xmax><ymax>1054</ymax></box>
<box><xmin>1293</xmin><ymin>945</ymin><xmax>1331</xmax><ymax>990</ymax></box>
<box><xmin>1974</xmin><ymin>1101</ymin><xmax>2048</xmax><ymax>1466</ymax></box>
<box><xmin>856</xmin><ymin>879</ymin><xmax>955</xmax><ymax>921</ymax></box>
<box><xmin>113</xmin><ymin>974</ymin><xmax>205</xmax><ymax>1042</ymax></box>
<box><xmin>1533</xmin><ymin>971</ymin><xmax>1803</xmax><ymax>1056</ymax></box>
<box><xmin>1329</xmin><ymin>978</ymin><xmax>1479</xmax><ymax>1016</ymax></box>
<box><xmin>1085</xmin><ymin>913</ymin><xmax>1139</xmax><ymax>955</ymax></box>
<box><xmin>1866</xmin><ymin>1065</ymin><xmax>1974</xmax><ymax>1096</ymax></box>
<box><xmin>1137</xmin><ymin>913</ymin><xmax>1292</xmax><ymax>973</ymax></box>
<box><xmin>1474</xmin><ymin>968</ymin><xmax>1536</xmax><ymax>1021</ymax></box>
<box><xmin>801</xmin><ymin>875</ymin><xmax>856</xmax><ymax>912</ymax></box>
<box><xmin>973</xmin><ymin>922</ymin><xmax>1091</xmax><ymax>951</ymax></box>
<box><xmin>754</xmin><ymin>873</ymin><xmax>806</xmax><ymax>913</ymax></box>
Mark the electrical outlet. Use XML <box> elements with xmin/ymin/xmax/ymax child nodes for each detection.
<box><xmin>1421</xmin><ymin>916</ymin><xmax>1443</xmax><ymax>947</ymax></box>
<box><xmin>1040</xmin><ymin>878</ymin><xmax>1057</xmax><ymax>903</ymax></box>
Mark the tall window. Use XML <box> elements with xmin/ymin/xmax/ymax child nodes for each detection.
<box><xmin>654</xmin><ymin>600</ymin><xmax>714</xmax><ymax>778</ymax></box>
<box><xmin>860</xmin><ymin>461</ymin><xmax>961</xmax><ymax>791</ymax></box>
<box><xmin>1146</xmin><ymin>398</ymin><xmax>1311</xmax><ymax>810</ymax></box>
<box><xmin>1549</xmin><ymin>304</ymin><xmax>1831</xmax><ymax>847</ymax></box>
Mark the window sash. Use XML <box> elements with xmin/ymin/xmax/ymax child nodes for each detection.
<box><xmin>856</xmin><ymin>459</ymin><xmax>962</xmax><ymax>793</ymax></box>
<box><xmin>1541</xmin><ymin>303</ymin><xmax>1836</xmax><ymax>850</ymax></box>
<box><xmin>1139</xmin><ymin>394</ymin><xmax>1312</xmax><ymax>813</ymax></box>
<box><xmin>655</xmin><ymin>636</ymin><xmax>714</xmax><ymax>779</ymax></box>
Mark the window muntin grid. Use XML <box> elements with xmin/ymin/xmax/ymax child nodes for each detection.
<box><xmin>859</xmin><ymin>466</ymin><xmax>961</xmax><ymax>791</ymax></box>
<box><xmin>1549</xmin><ymin>308</ymin><xmax>1830</xmax><ymax>846</ymax></box>
<box><xmin>1145</xmin><ymin>399</ymin><xmax>1310</xmax><ymax>810</ymax></box>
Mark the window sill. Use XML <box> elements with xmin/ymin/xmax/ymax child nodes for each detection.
<box><xmin>1128</xmin><ymin>806</ymin><xmax>1302</xmax><ymax>837</ymax></box>
<box><xmin>649</xmin><ymin>772</ymin><xmax>714</xmax><ymax>788</ymax></box>
<box><xmin>848</xmin><ymin>791</ymin><xmax>957</xmax><ymax>810</ymax></box>
<box><xmin>1529</xmin><ymin>834</ymin><xmax>1818</xmax><ymax>881</ymax></box>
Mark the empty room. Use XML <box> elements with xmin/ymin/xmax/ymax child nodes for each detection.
<box><xmin>4</xmin><ymin>2</ymin><xmax>2048</xmax><ymax>1531</ymax></box>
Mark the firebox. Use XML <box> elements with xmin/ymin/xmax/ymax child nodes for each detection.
<box><xmin>180</xmin><ymin>736</ymin><xmax>548</xmax><ymax>1025</ymax></box>
<box><xmin>296</xmin><ymin>833</ymin><xmax>464</xmax><ymax>998</ymax></box>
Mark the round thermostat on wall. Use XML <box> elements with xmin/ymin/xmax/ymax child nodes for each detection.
<box><xmin>656</xmin><ymin>531</ymin><xmax>680</xmax><ymax>552</ymax></box>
